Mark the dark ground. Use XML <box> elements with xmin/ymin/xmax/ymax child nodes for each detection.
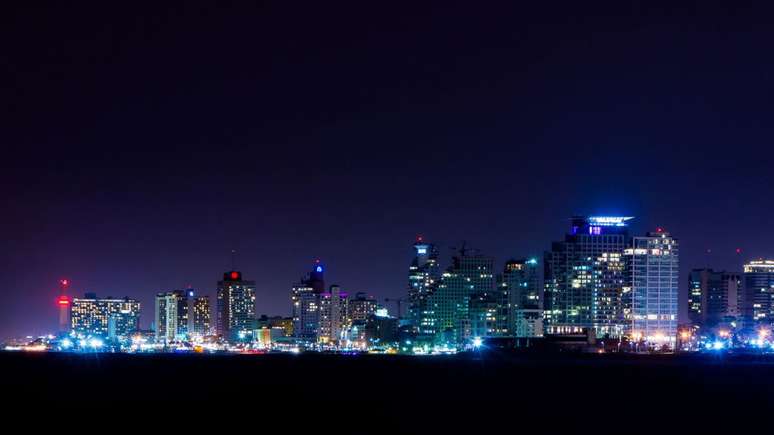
<box><xmin>3</xmin><ymin>350</ymin><xmax>773</xmax><ymax>430</ymax></box>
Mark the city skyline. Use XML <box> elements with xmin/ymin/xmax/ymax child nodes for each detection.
<box><xmin>6</xmin><ymin>214</ymin><xmax>770</xmax><ymax>341</ymax></box>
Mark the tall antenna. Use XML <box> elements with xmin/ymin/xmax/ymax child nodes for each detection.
<box><xmin>231</xmin><ymin>249</ymin><xmax>237</xmax><ymax>271</ymax></box>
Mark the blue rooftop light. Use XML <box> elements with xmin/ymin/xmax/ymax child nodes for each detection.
<box><xmin>587</xmin><ymin>216</ymin><xmax>634</xmax><ymax>227</ymax></box>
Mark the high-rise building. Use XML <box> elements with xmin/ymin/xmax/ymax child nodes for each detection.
<box><xmin>155</xmin><ymin>290</ymin><xmax>191</xmax><ymax>342</ymax></box>
<box><xmin>192</xmin><ymin>295</ymin><xmax>211</xmax><ymax>336</ymax></box>
<box><xmin>216</xmin><ymin>271</ymin><xmax>256</xmax><ymax>341</ymax></box>
<box><xmin>742</xmin><ymin>260</ymin><xmax>774</xmax><ymax>327</ymax></box>
<box><xmin>348</xmin><ymin>292</ymin><xmax>377</xmax><ymax>323</ymax></box>
<box><xmin>71</xmin><ymin>293</ymin><xmax>141</xmax><ymax>338</ymax></box>
<box><xmin>544</xmin><ymin>216</ymin><xmax>632</xmax><ymax>337</ymax></box>
<box><xmin>425</xmin><ymin>245</ymin><xmax>495</xmax><ymax>344</ymax></box>
<box><xmin>291</xmin><ymin>262</ymin><xmax>325</xmax><ymax>341</ymax></box>
<box><xmin>501</xmin><ymin>258</ymin><xmax>543</xmax><ymax>337</ymax></box>
<box><xmin>687</xmin><ymin>269</ymin><xmax>741</xmax><ymax>328</ymax></box>
<box><xmin>407</xmin><ymin>237</ymin><xmax>440</xmax><ymax>338</ymax></box>
<box><xmin>624</xmin><ymin>230</ymin><xmax>679</xmax><ymax>348</ymax></box>
<box><xmin>318</xmin><ymin>285</ymin><xmax>349</xmax><ymax>343</ymax></box>
<box><xmin>469</xmin><ymin>291</ymin><xmax>501</xmax><ymax>339</ymax></box>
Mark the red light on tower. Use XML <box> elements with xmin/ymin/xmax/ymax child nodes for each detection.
<box><xmin>230</xmin><ymin>271</ymin><xmax>239</xmax><ymax>280</ymax></box>
<box><xmin>736</xmin><ymin>248</ymin><xmax>742</xmax><ymax>254</ymax></box>
<box><xmin>57</xmin><ymin>295</ymin><xmax>71</xmax><ymax>306</ymax></box>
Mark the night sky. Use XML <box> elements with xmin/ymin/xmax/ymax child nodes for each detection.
<box><xmin>3</xmin><ymin>1</ymin><xmax>773</xmax><ymax>339</ymax></box>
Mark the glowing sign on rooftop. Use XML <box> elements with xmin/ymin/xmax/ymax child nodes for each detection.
<box><xmin>587</xmin><ymin>216</ymin><xmax>634</xmax><ymax>227</ymax></box>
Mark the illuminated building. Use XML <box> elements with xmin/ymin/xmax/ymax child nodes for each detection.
<box><xmin>71</xmin><ymin>293</ymin><xmax>141</xmax><ymax>338</ymax></box>
<box><xmin>192</xmin><ymin>295</ymin><xmax>211</xmax><ymax>336</ymax></box>
<box><xmin>544</xmin><ymin>216</ymin><xmax>631</xmax><ymax>337</ymax></box>
<box><xmin>688</xmin><ymin>269</ymin><xmax>741</xmax><ymax>328</ymax></box>
<box><xmin>291</xmin><ymin>262</ymin><xmax>325</xmax><ymax>341</ymax></box>
<box><xmin>742</xmin><ymin>260</ymin><xmax>774</xmax><ymax>327</ymax></box>
<box><xmin>318</xmin><ymin>285</ymin><xmax>349</xmax><ymax>343</ymax></box>
<box><xmin>258</xmin><ymin>315</ymin><xmax>294</xmax><ymax>336</ymax></box>
<box><xmin>624</xmin><ymin>230</ymin><xmax>679</xmax><ymax>349</ymax></box>
<box><xmin>425</xmin><ymin>245</ymin><xmax>495</xmax><ymax>343</ymax></box>
<box><xmin>501</xmin><ymin>258</ymin><xmax>543</xmax><ymax>337</ymax></box>
<box><xmin>216</xmin><ymin>271</ymin><xmax>257</xmax><ymax>341</ymax></box>
<box><xmin>469</xmin><ymin>291</ymin><xmax>501</xmax><ymax>339</ymax></box>
<box><xmin>348</xmin><ymin>292</ymin><xmax>377</xmax><ymax>323</ymax></box>
<box><xmin>155</xmin><ymin>289</ymin><xmax>191</xmax><ymax>342</ymax></box>
<box><xmin>407</xmin><ymin>237</ymin><xmax>440</xmax><ymax>339</ymax></box>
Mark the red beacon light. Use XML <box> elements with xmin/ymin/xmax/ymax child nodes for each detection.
<box><xmin>57</xmin><ymin>295</ymin><xmax>71</xmax><ymax>306</ymax></box>
<box><xmin>230</xmin><ymin>271</ymin><xmax>239</xmax><ymax>280</ymax></box>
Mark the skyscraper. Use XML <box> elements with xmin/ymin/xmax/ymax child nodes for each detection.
<box><xmin>501</xmin><ymin>258</ymin><xmax>543</xmax><ymax>337</ymax></box>
<box><xmin>318</xmin><ymin>285</ymin><xmax>349</xmax><ymax>343</ymax></box>
<box><xmin>544</xmin><ymin>216</ymin><xmax>632</xmax><ymax>337</ymax></box>
<box><xmin>687</xmin><ymin>269</ymin><xmax>741</xmax><ymax>328</ymax></box>
<box><xmin>407</xmin><ymin>237</ymin><xmax>440</xmax><ymax>338</ymax></box>
<box><xmin>71</xmin><ymin>293</ymin><xmax>140</xmax><ymax>338</ymax></box>
<box><xmin>425</xmin><ymin>245</ymin><xmax>495</xmax><ymax>344</ymax></box>
<box><xmin>216</xmin><ymin>271</ymin><xmax>256</xmax><ymax>341</ymax></box>
<box><xmin>349</xmin><ymin>292</ymin><xmax>377</xmax><ymax>323</ymax></box>
<box><xmin>742</xmin><ymin>260</ymin><xmax>774</xmax><ymax>327</ymax></box>
<box><xmin>291</xmin><ymin>261</ymin><xmax>325</xmax><ymax>341</ymax></box>
<box><xmin>624</xmin><ymin>230</ymin><xmax>679</xmax><ymax>349</ymax></box>
<box><xmin>155</xmin><ymin>290</ymin><xmax>190</xmax><ymax>342</ymax></box>
<box><xmin>192</xmin><ymin>295</ymin><xmax>211</xmax><ymax>336</ymax></box>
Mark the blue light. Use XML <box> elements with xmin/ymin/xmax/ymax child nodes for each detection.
<box><xmin>473</xmin><ymin>337</ymin><xmax>483</xmax><ymax>348</ymax></box>
<box><xmin>188</xmin><ymin>290</ymin><xmax>194</xmax><ymax>297</ymax></box>
<box><xmin>61</xmin><ymin>338</ymin><xmax>72</xmax><ymax>349</ymax></box>
<box><xmin>316</xmin><ymin>266</ymin><xmax>323</xmax><ymax>273</ymax></box>
<box><xmin>712</xmin><ymin>341</ymin><xmax>724</xmax><ymax>350</ymax></box>
<box><xmin>417</xmin><ymin>247</ymin><xmax>427</xmax><ymax>255</ymax></box>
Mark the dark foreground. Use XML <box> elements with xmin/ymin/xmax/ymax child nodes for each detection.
<box><xmin>3</xmin><ymin>351</ymin><xmax>774</xmax><ymax>429</ymax></box>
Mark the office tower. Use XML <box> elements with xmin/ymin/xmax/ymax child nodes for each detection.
<box><xmin>469</xmin><ymin>291</ymin><xmax>501</xmax><ymax>339</ymax></box>
<box><xmin>155</xmin><ymin>290</ymin><xmax>191</xmax><ymax>342</ymax></box>
<box><xmin>318</xmin><ymin>285</ymin><xmax>349</xmax><ymax>343</ymax></box>
<box><xmin>71</xmin><ymin>293</ymin><xmax>141</xmax><ymax>338</ymax></box>
<box><xmin>407</xmin><ymin>237</ymin><xmax>440</xmax><ymax>337</ymax></box>
<box><xmin>348</xmin><ymin>292</ymin><xmax>377</xmax><ymax>323</ymax></box>
<box><xmin>742</xmin><ymin>260</ymin><xmax>774</xmax><ymax>327</ymax></box>
<box><xmin>425</xmin><ymin>245</ymin><xmax>495</xmax><ymax>343</ymax></box>
<box><xmin>624</xmin><ymin>230</ymin><xmax>679</xmax><ymax>348</ymax></box>
<box><xmin>544</xmin><ymin>216</ymin><xmax>632</xmax><ymax>337</ymax></box>
<box><xmin>501</xmin><ymin>258</ymin><xmax>543</xmax><ymax>337</ymax></box>
<box><xmin>687</xmin><ymin>269</ymin><xmax>741</xmax><ymax>328</ymax></box>
<box><xmin>291</xmin><ymin>261</ymin><xmax>326</xmax><ymax>341</ymax></box>
<box><xmin>192</xmin><ymin>295</ymin><xmax>211</xmax><ymax>336</ymax></box>
<box><xmin>216</xmin><ymin>271</ymin><xmax>257</xmax><ymax>341</ymax></box>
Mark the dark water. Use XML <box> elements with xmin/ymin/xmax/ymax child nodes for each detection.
<box><xmin>3</xmin><ymin>351</ymin><xmax>774</xmax><ymax>429</ymax></box>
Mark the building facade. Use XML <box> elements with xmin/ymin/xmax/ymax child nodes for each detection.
<box><xmin>291</xmin><ymin>262</ymin><xmax>325</xmax><ymax>341</ymax></box>
<box><xmin>318</xmin><ymin>285</ymin><xmax>349</xmax><ymax>343</ymax></box>
<box><xmin>425</xmin><ymin>246</ymin><xmax>495</xmax><ymax>344</ymax></box>
<box><xmin>544</xmin><ymin>216</ymin><xmax>631</xmax><ymax>337</ymax></box>
<box><xmin>624</xmin><ymin>230</ymin><xmax>679</xmax><ymax>349</ymax></box>
<box><xmin>687</xmin><ymin>269</ymin><xmax>741</xmax><ymax>328</ymax></box>
<box><xmin>407</xmin><ymin>238</ymin><xmax>440</xmax><ymax>338</ymax></box>
<box><xmin>192</xmin><ymin>295</ymin><xmax>211</xmax><ymax>336</ymax></box>
<box><xmin>501</xmin><ymin>258</ymin><xmax>543</xmax><ymax>337</ymax></box>
<box><xmin>216</xmin><ymin>271</ymin><xmax>256</xmax><ymax>341</ymax></box>
<box><xmin>155</xmin><ymin>289</ymin><xmax>191</xmax><ymax>342</ymax></box>
<box><xmin>742</xmin><ymin>260</ymin><xmax>774</xmax><ymax>327</ymax></box>
<box><xmin>71</xmin><ymin>293</ymin><xmax>141</xmax><ymax>339</ymax></box>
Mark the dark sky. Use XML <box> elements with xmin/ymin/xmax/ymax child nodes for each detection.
<box><xmin>2</xmin><ymin>1</ymin><xmax>773</xmax><ymax>339</ymax></box>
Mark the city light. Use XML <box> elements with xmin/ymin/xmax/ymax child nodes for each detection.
<box><xmin>89</xmin><ymin>338</ymin><xmax>103</xmax><ymax>348</ymax></box>
<box><xmin>472</xmin><ymin>337</ymin><xmax>483</xmax><ymax>348</ymax></box>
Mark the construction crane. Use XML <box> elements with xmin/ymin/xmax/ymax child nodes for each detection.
<box><xmin>384</xmin><ymin>297</ymin><xmax>404</xmax><ymax>319</ymax></box>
